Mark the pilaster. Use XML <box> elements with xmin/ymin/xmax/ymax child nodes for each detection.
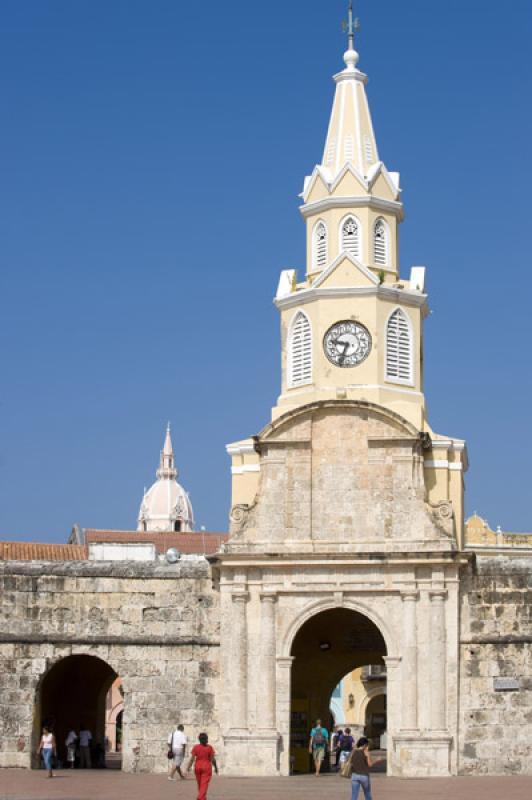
<box><xmin>258</xmin><ymin>592</ymin><xmax>277</xmax><ymax>730</ymax></box>
<box><xmin>400</xmin><ymin>590</ymin><xmax>419</xmax><ymax>732</ymax></box>
<box><xmin>229</xmin><ymin>591</ymin><xmax>249</xmax><ymax>732</ymax></box>
<box><xmin>429</xmin><ymin>589</ymin><xmax>448</xmax><ymax>731</ymax></box>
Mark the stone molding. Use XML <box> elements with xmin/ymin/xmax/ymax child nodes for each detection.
<box><xmin>231</xmin><ymin>591</ymin><xmax>250</xmax><ymax>603</ymax></box>
<box><xmin>0</xmin><ymin>633</ymin><xmax>220</xmax><ymax>647</ymax></box>
<box><xmin>259</xmin><ymin>592</ymin><xmax>278</xmax><ymax>603</ymax></box>
<box><xmin>400</xmin><ymin>590</ymin><xmax>419</xmax><ymax>601</ymax></box>
<box><xmin>0</xmin><ymin>561</ymin><xmax>208</xmax><ymax>578</ymax></box>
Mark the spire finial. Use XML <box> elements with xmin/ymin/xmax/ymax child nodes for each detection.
<box><xmin>341</xmin><ymin>1</ymin><xmax>360</xmax><ymax>71</ymax></box>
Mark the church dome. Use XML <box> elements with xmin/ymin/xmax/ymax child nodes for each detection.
<box><xmin>137</xmin><ymin>425</ymin><xmax>194</xmax><ymax>532</ymax></box>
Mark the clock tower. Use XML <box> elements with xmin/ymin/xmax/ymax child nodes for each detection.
<box><xmin>273</xmin><ymin>13</ymin><xmax>426</xmax><ymax>429</ymax></box>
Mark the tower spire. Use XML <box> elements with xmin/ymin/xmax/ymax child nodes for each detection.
<box><xmin>157</xmin><ymin>422</ymin><xmax>177</xmax><ymax>480</ymax></box>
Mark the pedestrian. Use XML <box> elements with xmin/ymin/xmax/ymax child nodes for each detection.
<box><xmin>338</xmin><ymin>726</ymin><xmax>354</xmax><ymax>766</ymax></box>
<box><xmin>186</xmin><ymin>732</ymin><xmax>218</xmax><ymax>800</ymax></box>
<box><xmin>347</xmin><ymin>736</ymin><xmax>383</xmax><ymax>800</ymax></box>
<box><xmin>331</xmin><ymin>727</ymin><xmax>343</xmax><ymax>770</ymax></box>
<box><xmin>167</xmin><ymin>723</ymin><xmax>188</xmax><ymax>781</ymax></box>
<box><xmin>79</xmin><ymin>724</ymin><xmax>92</xmax><ymax>768</ymax></box>
<box><xmin>38</xmin><ymin>726</ymin><xmax>57</xmax><ymax>778</ymax></box>
<box><xmin>65</xmin><ymin>729</ymin><xmax>78</xmax><ymax>768</ymax></box>
<box><xmin>308</xmin><ymin>718</ymin><xmax>329</xmax><ymax>776</ymax></box>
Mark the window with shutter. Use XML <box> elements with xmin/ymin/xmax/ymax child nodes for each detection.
<box><xmin>313</xmin><ymin>222</ymin><xmax>328</xmax><ymax>270</ymax></box>
<box><xmin>374</xmin><ymin>219</ymin><xmax>388</xmax><ymax>265</ymax></box>
<box><xmin>340</xmin><ymin>215</ymin><xmax>360</xmax><ymax>258</ymax></box>
<box><xmin>288</xmin><ymin>311</ymin><xmax>312</xmax><ymax>387</ymax></box>
<box><xmin>386</xmin><ymin>308</ymin><xmax>413</xmax><ymax>384</ymax></box>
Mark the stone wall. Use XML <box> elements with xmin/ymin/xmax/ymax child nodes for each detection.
<box><xmin>0</xmin><ymin>559</ymin><xmax>221</xmax><ymax>772</ymax></box>
<box><xmin>459</xmin><ymin>556</ymin><xmax>532</xmax><ymax>774</ymax></box>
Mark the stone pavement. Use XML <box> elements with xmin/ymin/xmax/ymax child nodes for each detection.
<box><xmin>1</xmin><ymin>770</ymin><xmax>531</xmax><ymax>800</ymax></box>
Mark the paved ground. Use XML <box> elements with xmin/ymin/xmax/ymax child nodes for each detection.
<box><xmin>1</xmin><ymin>769</ymin><xmax>531</xmax><ymax>800</ymax></box>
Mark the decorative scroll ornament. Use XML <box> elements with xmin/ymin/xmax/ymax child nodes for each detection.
<box><xmin>229</xmin><ymin>504</ymin><xmax>251</xmax><ymax>536</ymax></box>
<box><xmin>427</xmin><ymin>500</ymin><xmax>455</xmax><ymax>538</ymax></box>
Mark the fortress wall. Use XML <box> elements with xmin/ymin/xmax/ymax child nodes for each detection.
<box><xmin>0</xmin><ymin>560</ymin><xmax>221</xmax><ymax>772</ymax></box>
<box><xmin>459</xmin><ymin>556</ymin><xmax>532</xmax><ymax>775</ymax></box>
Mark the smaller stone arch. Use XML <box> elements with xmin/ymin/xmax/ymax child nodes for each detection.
<box><xmin>359</xmin><ymin>685</ymin><xmax>386</xmax><ymax>723</ymax></box>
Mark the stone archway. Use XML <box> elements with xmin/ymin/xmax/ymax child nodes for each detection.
<box><xmin>33</xmin><ymin>654</ymin><xmax>120</xmax><ymax>769</ymax></box>
<box><xmin>287</xmin><ymin>606</ymin><xmax>387</xmax><ymax>774</ymax></box>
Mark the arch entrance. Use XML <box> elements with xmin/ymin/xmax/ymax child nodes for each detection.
<box><xmin>33</xmin><ymin>654</ymin><xmax>121</xmax><ymax>769</ymax></box>
<box><xmin>289</xmin><ymin>607</ymin><xmax>386</xmax><ymax>774</ymax></box>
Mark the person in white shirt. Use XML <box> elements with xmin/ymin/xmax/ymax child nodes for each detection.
<box><xmin>79</xmin><ymin>726</ymin><xmax>92</xmax><ymax>769</ymax></box>
<box><xmin>167</xmin><ymin>724</ymin><xmax>187</xmax><ymax>780</ymax></box>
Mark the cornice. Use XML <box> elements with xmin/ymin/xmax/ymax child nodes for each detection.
<box><xmin>274</xmin><ymin>284</ymin><xmax>428</xmax><ymax>312</ymax></box>
<box><xmin>300</xmin><ymin>195</ymin><xmax>404</xmax><ymax>221</ymax></box>
<box><xmin>333</xmin><ymin>67</ymin><xmax>368</xmax><ymax>85</ymax></box>
<box><xmin>215</xmin><ymin>551</ymin><xmax>469</xmax><ymax>568</ymax></box>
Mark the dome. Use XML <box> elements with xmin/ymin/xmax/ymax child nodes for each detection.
<box><xmin>137</xmin><ymin>425</ymin><xmax>194</xmax><ymax>532</ymax></box>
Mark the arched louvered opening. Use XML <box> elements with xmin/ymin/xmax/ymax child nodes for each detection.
<box><xmin>386</xmin><ymin>308</ymin><xmax>413</xmax><ymax>384</ymax></box>
<box><xmin>340</xmin><ymin>215</ymin><xmax>361</xmax><ymax>258</ymax></box>
<box><xmin>374</xmin><ymin>219</ymin><xmax>388</xmax><ymax>266</ymax></box>
<box><xmin>313</xmin><ymin>221</ymin><xmax>328</xmax><ymax>271</ymax></box>
<box><xmin>288</xmin><ymin>311</ymin><xmax>312</xmax><ymax>388</ymax></box>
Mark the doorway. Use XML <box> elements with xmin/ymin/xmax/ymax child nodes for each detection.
<box><xmin>33</xmin><ymin>654</ymin><xmax>121</xmax><ymax>770</ymax></box>
<box><xmin>289</xmin><ymin>607</ymin><xmax>386</xmax><ymax>774</ymax></box>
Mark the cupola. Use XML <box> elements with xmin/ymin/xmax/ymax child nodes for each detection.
<box><xmin>137</xmin><ymin>425</ymin><xmax>194</xmax><ymax>532</ymax></box>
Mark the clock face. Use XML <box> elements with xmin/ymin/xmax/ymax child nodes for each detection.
<box><xmin>323</xmin><ymin>320</ymin><xmax>372</xmax><ymax>367</ymax></box>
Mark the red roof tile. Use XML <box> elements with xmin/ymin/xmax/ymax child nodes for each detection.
<box><xmin>0</xmin><ymin>542</ymin><xmax>88</xmax><ymax>561</ymax></box>
<box><xmin>84</xmin><ymin>529</ymin><xmax>229</xmax><ymax>555</ymax></box>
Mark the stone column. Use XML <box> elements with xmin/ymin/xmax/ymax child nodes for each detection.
<box><xmin>230</xmin><ymin>591</ymin><xmax>249</xmax><ymax>731</ymax></box>
<box><xmin>383</xmin><ymin>655</ymin><xmax>401</xmax><ymax>733</ymax></box>
<box><xmin>276</xmin><ymin>656</ymin><xmax>295</xmax><ymax>777</ymax></box>
<box><xmin>429</xmin><ymin>589</ymin><xmax>447</xmax><ymax>731</ymax></box>
<box><xmin>401</xmin><ymin>591</ymin><xmax>419</xmax><ymax>731</ymax></box>
<box><xmin>258</xmin><ymin>592</ymin><xmax>277</xmax><ymax>730</ymax></box>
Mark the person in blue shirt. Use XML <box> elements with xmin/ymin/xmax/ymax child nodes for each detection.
<box><xmin>308</xmin><ymin>719</ymin><xmax>329</xmax><ymax>776</ymax></box>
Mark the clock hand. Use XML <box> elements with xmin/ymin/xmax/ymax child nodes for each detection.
<box><xmin>338</xmin><ymin>340</ymin><xmax>350</xmax><ymax>364</ymax></box>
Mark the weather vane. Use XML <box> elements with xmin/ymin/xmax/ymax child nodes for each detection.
<box><xmin>342</xmin><ymin>1</ymin><xmax>361</xmax><ymax>50</ymax></box>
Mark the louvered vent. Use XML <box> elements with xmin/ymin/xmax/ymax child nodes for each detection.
<box><xmin>374</xmin><ymin>219</ymin><xmax>387</xmax><ymax>265</ymax></box>
<box><xmin>326</xmin><ymin>136</ymin><xmax>337</xmax><ymax>166</ymax></box>
<box><xmin>344</xmin><ymin>134</ymin><xmax>354</xmax><ymax>162</ymax></box>
<box><xmin>341</xmin><ymin>216</ymin><xmax>360</xmax><ymax>258</ymax></box>
<box><xmin>289</xmin><ymin>312</ymin><xmax>312</xmax><ymax>387</ymax></box>
<box><xmin>386</xmin><ymin>308</ymin><xmax>412</xmax><ymax>383</ymax></box>
<box><xmin>364</xmin><ymin>135</ymin><xmax>373</xmax><ymax>163</ymax></box>
<box><xmin>314</xmin><ymin>222</ymin><xmax>328</xmax><ymax>270</ymax></box>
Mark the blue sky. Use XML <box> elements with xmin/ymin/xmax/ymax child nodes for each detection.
<box><xmin>1</xmin><ymin>0</ymin><xmax>531</xmax><ymax>542</ymax></box>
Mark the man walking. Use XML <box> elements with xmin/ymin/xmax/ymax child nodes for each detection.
<box><xmin>308</xmin><ymin>718</ymin><xmax>329</xmax><ymax>776</ymax></box>
<box><xmin>167</xmin><ymin>724</ymin><xmax>187</xmax><ymax>781</ymax></box>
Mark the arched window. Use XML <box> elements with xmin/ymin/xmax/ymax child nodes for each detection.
<box><xmin>340</xmin><ymin>215</ymin><xmax>361</xmax><ymax>258</ymax></box>
<box><xmin>313</xmin><ymin>221</ymin><xmax>328</xmax><ymax>270</ymax></box>
<box><xmin>374</xmin><ymin>218</ymin><xmax>388</xmax><ymax>266</ymax></box>
<box><xmin>386</xmin><ymin>308</ymin><xmax>413</xmax><ymax>384</ymax></box>
<box><xmin>288</xmin><ymin>311</ymin><xmax>312</xmax><ymax>387</ymax></box>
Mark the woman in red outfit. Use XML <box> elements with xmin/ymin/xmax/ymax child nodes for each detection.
<box><xmin>186</xmin><ymin>732</ymin><xmax>218</xmax><ymax>800</ymax></box>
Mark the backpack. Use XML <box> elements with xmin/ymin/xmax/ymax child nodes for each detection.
<box><xmin>313</xmin><ymin>728</ymin><xmax>325</xmax><ymax>746</ymax></box>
